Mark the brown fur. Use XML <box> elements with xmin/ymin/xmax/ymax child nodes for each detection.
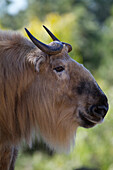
<box><xmin>0</xmin><ymin>30</ymin><xmax>108</xmax><ymax>169</ymax></box>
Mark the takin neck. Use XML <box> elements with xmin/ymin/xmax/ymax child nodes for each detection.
<box><xmin>0</xmin><ymin>31</ymin><xmax>37</xmax><ymax>145</ymax></box>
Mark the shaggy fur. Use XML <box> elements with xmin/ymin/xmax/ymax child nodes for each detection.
<box><xmin>0</xmin><ymin>30</ymin><xmax>108</xmax><ymax>170</ymax></box>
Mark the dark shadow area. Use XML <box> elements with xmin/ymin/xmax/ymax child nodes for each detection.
<box><xmin>22</xmin><ymin>139</ymin><xmax>54</xmax><ymax>156</ymax></box>
<box><xmin>74</xmin><ymin>167</ymin><xmax>100</xmax><ymax>170</ymax></box>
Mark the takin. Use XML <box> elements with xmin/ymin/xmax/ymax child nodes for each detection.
<box><xmin>0</xmin><ymin>26</ymin><xmax>108</xmax><ymax>170</ymax></box>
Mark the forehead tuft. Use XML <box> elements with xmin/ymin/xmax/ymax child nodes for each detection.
<box><xmin>50</xmin><ymin>49</ymin><xmax>71</xmax><ymax>63</ymax></box>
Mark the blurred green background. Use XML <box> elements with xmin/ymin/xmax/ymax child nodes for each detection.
<box><xmin>0</xmin><ymin>0</ymin><xmax>113</xmax><ymax>169</ymax></box>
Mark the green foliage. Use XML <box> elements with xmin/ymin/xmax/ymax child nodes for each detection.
<box><xmin>97</xmin><ymin>14</ymin><xmax>113</xmax><ymax>85</ymax></box>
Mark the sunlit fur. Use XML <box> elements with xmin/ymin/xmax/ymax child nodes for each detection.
<box><xmin>0</xmin><ymin>30</ymin><xmax>108</xmax><ymax>169</ymax></box>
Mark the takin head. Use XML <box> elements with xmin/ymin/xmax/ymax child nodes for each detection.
<box><xmin>24</xmin><ymin>26</ymin><xmax>109</xmax><ymax>153</ymax></box>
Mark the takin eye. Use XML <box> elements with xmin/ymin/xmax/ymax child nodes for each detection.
<box><xmin>53</xmin><ymin>66</ymin><xmax>65</xmax><ymax>72</ymax></box>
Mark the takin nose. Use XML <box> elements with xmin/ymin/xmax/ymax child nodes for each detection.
<box><xmin>90</xmin><ymin>94</ymin><xmax>109</xmax><ymax>118</ymax></box>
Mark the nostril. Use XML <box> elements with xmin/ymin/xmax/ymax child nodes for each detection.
<box><xmin>90</xmin><ymin>105</ymin><xmax>108</xmax><ymax>118</ymax></box>
<box><xmin>97</xmin><ymin>105</ymin><xmax>108</xmax><ymax>117</ymax></box>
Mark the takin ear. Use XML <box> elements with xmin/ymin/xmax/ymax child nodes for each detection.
<box><xmin>34</xmin><ymin>56</ymin><xmax>46</xmax><ymax>72</ymax></box>
<box><xmin>27</xmin><ymin>55</ymin><xmax>46</xmax><ymax>72</ymax></box>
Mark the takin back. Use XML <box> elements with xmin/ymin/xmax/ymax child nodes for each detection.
<box><xmin>0</xmin><ymin>26</ymin><xmax>108</xmax><ymax>170</ymax></box>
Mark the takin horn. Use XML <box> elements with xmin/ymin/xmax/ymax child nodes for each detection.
<box><xmin>25</xmin><ymin>28</ymin><xmax>63</xmax><ymax>55</ymax></box>
<box><xmin>43</xmin><ymin>25</ymin><xmax>72</xmax><ymax>53</ymax></box>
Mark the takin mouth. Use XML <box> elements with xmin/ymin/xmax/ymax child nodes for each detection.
<box><xmin>78</xmin><ymin>111</ymin><xmax>103</xmax><ymax>128</ymax></box>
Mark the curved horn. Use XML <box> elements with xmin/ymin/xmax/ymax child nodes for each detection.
<box><xmin>43</xmin><ymin>25</ymin><xmax>72</xmax><ymax>53</ymax></box>
<box><xmin>62</xmin><ymin>42</ymin><xmax>72</xmax><ymax>53</ymax></box>
<box><xmin>43</xmin><ymin>25</ymin><xmax>60</xmax><ymax>41</ymax></box>
<box><xmin>25</xmin><ymin>28</ymin><xmax>63</xmax><ymax>55</ymax></box>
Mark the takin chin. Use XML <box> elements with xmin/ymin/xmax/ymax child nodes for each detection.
<box><xmin>0</xmin><ymin>25</ymin><xmax>108</xmax><ymax>170</ymax></box>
